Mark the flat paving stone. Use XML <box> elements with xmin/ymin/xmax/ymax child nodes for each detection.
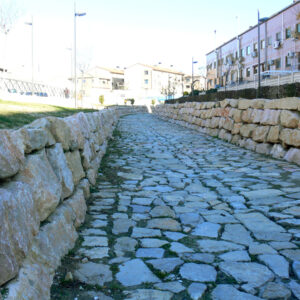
<box><xmin>116</xmin><ymin>259</ymin><xmax>161</xmax><ymax>286</ymax></box>
<box><xmin>131</xmin><ymin>227</ymin><xmax>161</xmax><ymax>238</ymax></box>
<box><xmin>221</xmin><ymin>224</ymin><xmax>253</xmax><ymax>246</ymax></box>
<box><xmin>261</xmin><ymin>282</ymin><xmax>291</xmax><ymax>299</ymax></box>
<box><xmin>136</xmin><ymin>247</ymin><xmax>165</xmax><ymax>258</ymax></box>
<box><xmin>219</xmin><ymin>262</ymin><xmax>274</xmax><ymax>289</ymax></box>
<box><xmin>163</xmin><ymin>231</ymin><xmax>186</xmax><ymax>241</ymax></box>
<box><xmin>147</xmin><ymin>257</ymin><xmax>184</xmax><ymax>273</ymax></box>
<box><xmin>82</xmin><ymin>236</ymin><xmax>108</xmax><ymax>247</ymax></box>
<box><xmin>79</xmin><ymin>247</ymin><xmax>109</xmax><ymax>259</ymax></box>
<box><xmin>212</xmin><ymin>284</ymin><xmax>263</xmax><ymax>300</ymax></box>
<box><xmin>154</xmin><ymin>281</ymin><xmax>185</xmax><ymax>293</ymax></box>
<box><xmin>180</xmin><ymin>263</ymin><xmax>217</xmax><ymax>282</ymax></box>
<box><xmin>219</xmin><ymin>250</ymin><xmax>251</xmax><ymax>262</ymax></box>
<box><xmin>170</xmin><ymin>242</ymin><xmax>194</xmax><ymax>254</ymax></box>
<box><xmin>147</xmin><ymin>218</ymin><xmax>181</xmax><ymax>231</ymax></box>
<box><xmin>197</xmin><ymin>240</ymin><xmax>245</xmax><ymax>253</ymax></box>
<box><xmin>192</xmin><ymin>222</ymin><xmax>221</xmax><ymax>238</ymax></box>
<box><xmin>188</xmin><ymin>283</ymin><xmax>207</xmax><ymax>300</ymax></box>
<box><xmin>74</xmin><ymin>262</ymin><xmax>112</xmax><ymax>285</ymax></box>
<box><xmin>258</xmin><ymin>254</ymin><xmax>289</xmax><ymax>278</ymax></box>
<box><xmin>123</xmin><ymin>289</ymin><xmax>173</xmax><ymax>300</ymax></box>
<box><xmin>150</xmin><ymin>205</ymin><xmax>176</xmax><ymax>218</ymax></box>
<box><xmin>140</xmin><ymin>238</ymin><xmax>168</xmax><ymax>248</ymax></box>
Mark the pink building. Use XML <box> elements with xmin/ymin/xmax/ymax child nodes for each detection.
<box><xmin>206</xmin><ymin>0</ymin><xmax>300</xmax><ymax>90</ymax></box>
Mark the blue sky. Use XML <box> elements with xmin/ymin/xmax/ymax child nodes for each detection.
<box><xmin>3</xmin><ymin>0</ymin><xmax>294</xmax><ymax>79</ymax></box>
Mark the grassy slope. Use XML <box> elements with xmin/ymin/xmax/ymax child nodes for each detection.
<box><xmin>0</xmin><ymin>99</ymin><xmax>98</xmax><ymax>129</ymax></box>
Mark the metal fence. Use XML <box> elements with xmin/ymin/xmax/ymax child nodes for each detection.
<box><xmin>0</xmin><ymin>76</ymin><xmax>66</xmax><ymax>97</ymax></box>
<box><xmin>218</xmin><ymin>71</ymin><xmax>300</xmax><ymax>92</ymax></box>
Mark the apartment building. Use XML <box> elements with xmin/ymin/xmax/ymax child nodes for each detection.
<box><xmin>124</xmin><ymin>63</ymin><xmax>184</xmax><ymax>103</ymax></box>
<box><xmin>183</xmin><ymin>75</ymin><xmax>206</xmax><ymax>94</ymax></box>
<box><xmin>77</xmin><ymin>66</ymin><xmax>124</xmax><ymax>98</ymax></box>
<box><xmin>206</xmin><ymin>0</ymin><xmax>300</xmax><ymax>90</ymax></box>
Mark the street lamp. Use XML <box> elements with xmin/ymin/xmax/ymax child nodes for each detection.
<box><xmin>192</xmin><ymin>57</ymin><xmax>198</xmax><ymax>96</ymax></box>
<box><xmin>74</xmin><ymin>2</ymin><xmax>86</xmax><ymax>108</ymax></box>
<box><xmin>257</xmin><ymin>10</ymin><xmax>269</xmax><ymax>98</ymax></box>
<box><xmin>25</xmin><ymin>16</ymin><xmax>34</xmax><ymax>90</ymax></box>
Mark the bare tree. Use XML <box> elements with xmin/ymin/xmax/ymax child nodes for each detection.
<box><xmin>0</xmin><ymin>0</ymin><xmax>19</xmax><ymax>34</ymax></box>
<box><xmin>161</xmin><ymin>78</ymin><xmax>176</xmax><ymax>100</ymax></box>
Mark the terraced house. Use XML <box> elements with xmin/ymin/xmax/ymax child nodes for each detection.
<box><xmin>206</xmin><ymin>0</ymin><xmax>300</xmax><ymax>90</ymax></box>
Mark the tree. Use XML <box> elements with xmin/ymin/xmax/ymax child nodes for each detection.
<box><xmin>161</xmin><ymin>77</ymin><xmax>177</xmax><ymax>100</ymax></box>
<box><xmin>0</xmin><ymin>0</ymin><xmax>19</xmax><ymax>34</ymax></box>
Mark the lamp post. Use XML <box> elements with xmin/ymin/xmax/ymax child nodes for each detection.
<box><xmin>74</xmin><ymin>2</ymin><xmax>86</xmax><ymax>108</ymax></box>
<box><xmin>25</xmin><ymin>16</ymin><xmax>34</xmax><ymax>90</ymax></box>
<box><xmin>257</xmin><ymin>10</ymin><xmax>269</xmax><ymax>98</ymax></box>
<box><xmin>192</xmin><ymin>57</ymin><xmax>198</xmax><ymax>96</ymax></box>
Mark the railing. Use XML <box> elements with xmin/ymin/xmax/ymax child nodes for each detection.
<box><xmin>218</xmin><ymin>71</ymin><xmax>300</xmax><ymax>92</ymax></box>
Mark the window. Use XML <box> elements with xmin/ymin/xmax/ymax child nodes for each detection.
<box><xmin>297</xmin><ymin>24</ymin><xmax>300</xmax><ymax>33</ymax></box>
<box><xmin>286</xmin><ymin>27</ymin><xmax>292</xmax><ymax>39</ymax></box>
<box><xmin>246</xmin><ymin>46</ymin><xmax>251</xmax><ymax>55</ymax></box>
<box><xmin>213</xmin><ymin>62</ymin><xmax>216</xmax><ymax>68</ymax></box>
<box><xmin>276</xmin><ymin>32</ymin><xmax>282</xmax><ymax>41</ymax></box>
<box><xmin>261</xmin><ymin>40</ymin><xmax>265</xmax><ymax>49</ymax></box>
<box><xmin>246</xmin><ymin>68</ymin><xmax>251</xmax><ymax>77</ymax></box>
<box><xmin>253</xmin><ymin>43</ymin><xmax>258</xmax><ymax>51</ymax></box>
<box><xmin>144</xmin><ymin>79</ymin><xmax>149</xmax><ymax>84</ymax></box>
<box><xmin>268</xmin><ymin>36</ymin><xmax>272</xmax><ymax>46</ymax></box>
<box><xmin>235</xmin><ymin>51</ymin><xmax>238</xmax><ymax>58</ymax></box>
<box><xmin>275</xmin><ymin>58</ymin><xmax>281</xmax><ymax>69</ymax></box>
<box><xmin>144</xmin><ymin>70</ymin><xmax>149</xmax><ymax>75</ymax></box>
<box><xmin>231</xmin><ymin>72</ymin><xmax>235</xmax><ymax>82</ymax></box>
<box><xmin>286</xmin><ymin>56</ymin><xmax>292</xmax><ymax>67</ymax></box>
<box><xmin>253</xmin><ymin>66</ymin><xmax>258</xmax><ymax>75</ymax></box>
<box><xmin>240</xmin><ymin>48</ymin><xmax>245</xmax><ymax>57</ymax></box>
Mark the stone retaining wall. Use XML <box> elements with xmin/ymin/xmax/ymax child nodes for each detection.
<box><xmin>153</xmin><ymin>97</ymin><xmax>300</xmax><ymax>166</ymax></box>
<box><xmin>0</xmin><ymin>106</ymin><xmax>145</xmax><ymax>299</ymax></box>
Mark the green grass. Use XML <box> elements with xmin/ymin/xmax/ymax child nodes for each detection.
<box><xmin>0</xmin><ymin>99</ymin><xmax>98</xmax><ymax>129</ymax></box>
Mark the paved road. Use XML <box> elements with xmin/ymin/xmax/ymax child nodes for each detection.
<box><xmin>52</xmin><ymin>113</ymin><xmax>300</xmax><ymax>300</ymax></box>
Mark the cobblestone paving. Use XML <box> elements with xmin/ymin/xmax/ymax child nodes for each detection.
<box><xmin>52</xmin><ymin>113</ymin><xmax>300</xmax><ymax>300</ymax></box>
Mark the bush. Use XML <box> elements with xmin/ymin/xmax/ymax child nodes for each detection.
<box><xmin>151</xmin><ymin>99</ymin><xmax>156</xmax><ymax>105</ymax></box>
<box><xmin>99</xmin><ymin>95</ymin><xmax>104</xmax><ymax>105</ymax></box>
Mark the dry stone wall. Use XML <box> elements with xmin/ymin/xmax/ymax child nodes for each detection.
<box><xmin>153</xmin><ymin>97</ymin><xmax>300</xmax><ymax>166</ymax></box>
<box><xmin>0</xmin><ymin>107</ymin><xmax>137</xmax><ymax>300</ymax></box>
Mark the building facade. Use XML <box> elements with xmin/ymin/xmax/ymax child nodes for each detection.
<box><xmin>183</xmin><ymin>75</ymin><xmax>206</xmax><ymax>94</ymax></box>
<box><xmin>206</xmin><ymin>1</ymin><xmax>300</xmax><ymax>90</ymax></box>
<box><xmin>124</xmin><ymin>63</ymin><xmax>184</xmax><ymax>103</ymax></box>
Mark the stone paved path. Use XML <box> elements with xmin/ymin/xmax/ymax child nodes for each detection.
<box><xmin>52</xmin><ymin>113</ymin><xmax>300</xmax><ymax>300</ymax></box>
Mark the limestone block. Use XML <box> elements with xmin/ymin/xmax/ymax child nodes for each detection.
<box><xmin>223</xmin><ymin>118</ymin><xmax>234</xmax><ymax>131</ymax></box>
<box><xmin>85</xmin><ymin>113</ymin><xmax>98</xmax><ymax>132</ymax></box>
<box><xmin>250</xmin><ymin>99</ymin><xmax>266</xmax><ymax>109</ymax></box>
<box><xmin>0</xmin><ymin>182</ymin><xmax>39</xmax><ymax>286</ymax></box>
<box><xmin>65</xmin><ymin>150</ymin><xmax>86</xmax><ymax>186</ymax></box>
<box><xmin>260</xmin><ymin>109</ymin><xmax>281</xmax><ymax>125</ymax></box>
<box><xmin>238</xmin><ymin>99</ymin><xmax>252</xmax><ymax>110</ymax></box>
<box><xmin>11</xmin><ymin>128</ymin><xmax>49</xmax><ymax>154</ymax></box>
<box><xmin>27</xmin><ymin>118</ymin><xmax>56</xmax><ymax>146</ymax></box>
<box><xmin>75</xmin><ymin>112</ymin><xmax>92</xmax><ymax>139</ymax></box>
<box><xmin>284</xmin><ymin>148</ymin><xmax>300</xmax><ymax>166</ymax></box>
<box><xmin>47</xmin><ymin>117</ymin><xmax>78</xmax><ymax>151</ymax></box>
<box><xmin>220</xmin><ymin>99</ymin><xmax>230</xmax><ymax>108</ymax></box>
<box><xmin>244</xmin><ymin>138</ymin><xmax>257</xmax><ymax>151</ymax></box>
<box><xmin>211</xmin><ymin>117</ymin><xmax>220</xmax><ymax>129</ymax></box>
<box><xmin>218</xmin><ymin>117</ymin><xmax>226</xmax><ymax>129</ymax></box>
<box><xmin>267</xmin><ymin>126</ymin><xmax>280</xmax><ymax>143</ymax></box>
<box><xmin>78</xmin><ymin>178</ymin><xmax>90</xmax><ymax>199</ymax></box>
<box><xmin>0</xmin><ymin>130</ymin><xmax>24</xmax><ymax>179</ymax></box>
<box><xmin>252</xmin><ymin>126</ymin><xmax>270</xmax><ymax>142</ymax></box>
<box><xmin>229</xmin><ymin>99</ymin><xmax>239</xmax><ymax>108</ymax></box>
<box><xmin>276</xmin><ymin>97</ymin><xmax>300</xmax><ymax>110</ymax></box>
<box><xmin>256</xmin><ymin>143</ymin><xmax>272</xmax><ymax>155</ymax></box>
<box><xmin>280</xmin><ymin>129</ymin><xmax>300</xmax><ymax>147</ymax></box>
<box><xmin>280</xmin><ymin>110</ymin><xmax>300</xmax><ymax>128</ymax></box>
<box><xmin>7</xmin><ymin>204</ymin><xmax>78</xmax><ymax>300</ymax></box>
<box><xmin>251</xmin><ymin>109</ymin><xmax>263</xmax><ymax>123</ymax></box>
<box><xmin>64</xmin><ymin>115</ymin><xmax>86</xmax><ymax>150</ymax></box>
<box><xmin>219</xmin><ymin>107</ymin><xmax>230</xmax><ymax>117</ymax></box>
<box><xmin>264</xmin><ymin>100</ymin><xmax>277</xmax><ymax>109</ymax></box>
<box><xmin>208</xmin><ymin>128</ymin><xmax>219</xmax><ymax>137</ymax></box>
<box><xmin>241</xmin><ymin>109</ymin><xmax>253</xmax><ymax>123</ymax></box>
<box><xmin>232</xmin><ymin>109</ymin><xmax>242</xmax><ymax>123</ymax></box>
<box><xmin>65</xmin><ymin>188</ymin><xmax>87</xmax><ymax>228</ymax></box>
<box><xmin>218</xmin><ymin>129</ymin><xmax>227</xmax><ymax>140</ymax></box>
<box><xmin>15</xmin><ymin>149</ymin><xmax>61</xmax><ymax>221</ymax></box>
<box><xmin>81</xmin><ymin>140</ymin><xmax>93</xmax><ymax>170</ymax></box>
<box><xmin>240</xmin><ymin>124</ymin><xmax>257</xmax><ymax>138</ymax></box>
<box><xmin>231</xmin><ymin>135</ymin><xmax>241</xmax><ymax>145</ymax></box>
<box><xmin>270</xmin><ymin>144</ymin><xmax>287</xmax><ymax>159</ymax></box>
<box><xmin>46</xmin><ymin>143</ymin><xmax>74</xmax><ymax>200</ymax></box>
<box><xmin>224</xmin><ymin>132</ymin><xmax>233</xmax><ymax>143</ymax></box>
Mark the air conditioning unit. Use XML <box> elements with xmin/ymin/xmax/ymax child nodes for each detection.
<box><xmin>251</xmin><ymin>51</ymin><xmax>258</xmax><ymax>58</ymax></box>
<box><xmin>273</xmin><ymin>41</ymin><xmax>281</xmax><ymax>49</ymax></box>
<box><xmin>287</xmin><ymin>51</ymin><xmax>295</xmax><ymax>57</ymax></box>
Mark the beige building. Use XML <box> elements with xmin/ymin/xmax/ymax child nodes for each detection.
<box><xmin>77</xmin><ymin>66</ymin><xmax>124</xmax><ymax>98</ymax></box>
<box><xmin>183</xmin><ymin>75</ymin><xmax>206</xmax><ymax>94</ymax></box>
<box><xmin>124</xmin><ymin>63</ymin><xmax>184</xmax><ymax>103</ymax></box>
